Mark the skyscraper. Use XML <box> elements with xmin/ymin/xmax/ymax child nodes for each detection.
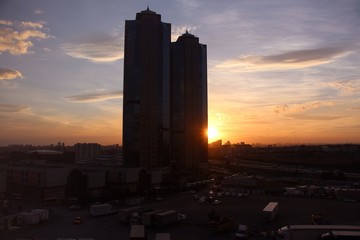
<box><xmin>171</xmin><ymin>31</ymin><xmax>208</xmax><ymax>175</ymax></box>
<box><xmin>122</xmin><ymin>9</ymin><xmax>207</xmax><ymax>177</ymax></box>
<box><xmin>122</xmin><ymin>8</ymin><xmax>171</xmax><ymax>168</ymax></box>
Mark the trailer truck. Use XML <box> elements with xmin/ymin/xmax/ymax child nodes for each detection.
<box><xmin>142</xmin><ymin>209</ymin><xmax>165</xmax><ymax>226</ymax></box>
<box><xmin>277</xmin><ymin>225</ymin><xmax>360</xmax><ymax>240</ymax></box>
<box><xmin>130</xmin><ymin>209</ymin><xmax>155</xmax><ymax>225</ymax></box>
<box><xmin>263</xmin><ymin>202</ymin><xmax>279</xmax><ymax>222</ymax></box>
<box><xmin>235</xmin><ymin>224</ymin><xmax>248</xmax><ymax>239</ymax></box>
<box><xmin>118</xmin><ymin>206</ymin><xmax>144</xmax><ymax>223</ymax></box>
<box><xmin>321</xmin><ymin>230</ymin><xmax>360</xmax><ymax>239</ymax></box>
<box><xmin>153</xmin><ymin>210</ymin><xmax>178</xmax><ymax>227</ymax></box>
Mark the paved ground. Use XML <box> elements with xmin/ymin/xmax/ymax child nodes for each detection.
<box><xmin>1</xmin><ymin>193</ymin><xmax>360</xmax><ymax>240</ymax></box>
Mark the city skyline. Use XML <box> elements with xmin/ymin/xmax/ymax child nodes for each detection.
<box><xmin>1</xmin><ymin>0</ymin><xmax>360</xmax><ymax>146</ymax></box>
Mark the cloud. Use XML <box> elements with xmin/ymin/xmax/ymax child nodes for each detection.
<box><xmin>61</xmin><ymin>34</ymin><xmax>123</xmax><ymax>63</ymax></box>
<box><xmin>34</xmin><ymin>9</ymin><xmax>44</xmax><ymax>15</ymax></box>
<box><xmin>325</xmin><ymin>80</ymin><xmax>360</xmax><ymax>95</ymax></box>
<box><xmin>20</xmin><ymin>21</ymin><xmax>44</xmax><ymax>29</ymax></box>
<box><xmin>0</xmin><ymin>81</ymin><xmax>20</xmax><ymax>89</ymax></box>
<box><xmin>0</xmin><ymin>68</ymin><xmax>23</xmax><ymax>80</ymax></box>
<box><xmin>201</xmin><ymin>9</ymin><xmax>239</xmax><ymax>26</ymax></box>
<box><xmin>171</xmin><ymin>25</ymin><xmax>198</xmax><ymax>42</ymax></box>
<box><xmin>274</xmin><ymin>105</ymin><xmax>289</xmax><ymax>114</ymax></box>
<box><xmin>217</xmin><ymin>47</ymin><xmax>351</xmax><ymax>72</ymax></box>
<box><xmin>0</xmin><ymin>104</ymin><xmax>29</xmax><ymax>112</ymax></box>
<box><xmin>352</xmin><ymin>107</ymin><xmax>360</xmax><ymax>111</ymax></box>
<box><xmin>274</xmin><ymin>101</ymin><xmax>334</xmax><ymax>114</ymax></box>
<box><xmin>0</xmin><ymin>20</ymin><xmax>12</xmax><ymax>26</ymax></box>
<box><xmin>176</xmin><ymin>0</ymin><xmax>202</xmax><ymax>12</ymax></box>
<box><xmin>0</xmin><ymin>20</ymin><xmax>50</xmax><ymax>55</ymax></box>
<box><xmin>287</xmin><ymin>114</ymin><xmax>346</xmax><ymax>121</ymax></box>
<box><xmin>64</xmin><ymin>90</ymin><xmax>123</xmax><ymax>103</ymax></box>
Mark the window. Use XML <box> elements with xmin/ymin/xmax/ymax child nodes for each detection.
<box><xmin>21</xmin><ymin>170</ymin><xmax>28</xmax><ymax>183</ymax></box>
<box><xmin>37</xmin><ymin>172</ymin><xmax>42</xmax><ymax>186</ymax></box>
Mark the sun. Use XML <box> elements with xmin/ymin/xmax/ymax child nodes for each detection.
<box><xmin>207</xmin><ymin>127</ymin><xmax>219</xmax><ymax>142</ymax></box>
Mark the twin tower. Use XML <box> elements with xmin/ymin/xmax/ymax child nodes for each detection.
<box><xmin>123</xmin><ymin>8</ymin><xmax>208</xmax><ymax>176</ymax></box>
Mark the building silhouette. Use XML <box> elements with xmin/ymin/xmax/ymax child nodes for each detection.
<box><xmin>171</xmin><ymin>31</ymin><xmax>208</xmax><ymax>175</ymax></box>
<box><xmin>123</xmin><ymin>8</ymin><xmax>171</xmax><ymax>169</ymax></box>
<box><xmin>74</xmin><ymin>143</ymin><xmax>101</xmax><ymax>163</ymax></box>
<box><xmin>123</xmin><ymin>8</ymin><xmax>207</xmax><ymax>177</ymax></box>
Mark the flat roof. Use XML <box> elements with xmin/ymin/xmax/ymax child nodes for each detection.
<box><xmin>281</xmin><ymin>225</ymin><xmax>360</xmax><ymax>231</ymax></box>
<box><xmin>144</xmin><ymin>209</ymin><xmax>165</xmax><ymax>215</ymax></box>
<box><xmin>157</xmin><ymin>210</ymin><xmax>177</xmax><ymax>216</ymax></box>
<box><xmin>328</xmin><ymin>231</ymin><xmax>360</xmax><ymax>236</ymax></box>
<box><xmin>263</xmin><ymin>202</ymin><xmax>278</xmax><ymax>212</ymax></box>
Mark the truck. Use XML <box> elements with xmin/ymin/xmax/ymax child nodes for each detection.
<box><xmin>263</xmin><ymin>201</ymin><xmax>279</xmax><ymax>222</ymax></box>
<box><xmin>89</xmin><ymin>203</ymin><xmax>117</xmax><ymax>217</ymax></box>
<box><xmin>210</xmin><ymin>217</ymin><xmax>233</xmax><ymax>232</ymax></box>
<box><xmin>153</xmin><ymin>210</ymin><xmax>178</xmax><ymax>227</ymax></box>
<box><xmin>130</xmin><ymin>209</ymin><xmax>155</xmax><ymax>225</ymax></box>
<box><xmin>21</xmin><ymin>212</ymin><xmax>40</xmax><ymax>225</ymax></box>
<box><xmin>277</xmin><ymin>225</ymin><xmax>360</xmax><ymax>240</ymax></box>
<box><xmin>321</xmin><ymin>230</ymin><xmax>360</xmax><ymax>239</ymax></box>
<box><xmin>130</xmin><ymin>212</ymin><xmax>142</xmax><ymax>225</ymax></box>
<box><xmin>126</xmin><ymin>197</ymin><xmax>145</xmax><ymax>206</ymax></box>
<box><xmin>235</xmin><ymin>224</ymin><xmax>248</xmax><ymax>239</ymax></box>
<box><xmin>155</xmin><ymin>233</ymin><xmax>171</xmax><ymax>240</ymax></box>
<box><xmin>3</xmin><ymin>214</ymin><xmax>21</xmax><ymax>230</ymax></box>
<box><xmin>142</xmin><ymin>209</ymin><xmax>165</xmax><ymax>226</ymax></box>
<box><xmin>31</xmin><ymin>209</ymin><xmax>49</xmax><ymax>222</ymax></box>
<box><xmin>118</xmin><ymin>206</ymin><xmax>144</xmax><ymax>223</ymax></box>
<box><xmin>130</xmin><ymin>224</ymin><xmax>147</xmax><ymax>240</ymax></box>
<box><xmin>208</xmin><ymin>208</ymin><xmax>233</xmax><ymax>232</ymax></box>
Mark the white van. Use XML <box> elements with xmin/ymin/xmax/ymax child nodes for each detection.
<box><xmin>89</xmin><ymin>203</ymin><xmax>117</xmax><ymax>217</ymax></box>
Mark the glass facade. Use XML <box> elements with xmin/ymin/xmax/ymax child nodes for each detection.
<box><xmin>123</xmin><ymin>10</ymin><xmax>207</xmax><ymax>175</ymax></box>
<box><xmin>171</xmin><ymin>33</ymin><xmax>208</xmax><ymax>174</ymax></box>
<box><xmin>123</xmin><ymin>10</ymin><xmax>171</xmax><ymax>168</ymax></box>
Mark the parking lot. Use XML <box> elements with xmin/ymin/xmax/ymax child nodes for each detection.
<box><xmin>1</xmin><ymin>191</ymin><xmax>360</xmax><ymax>240</ymax></box>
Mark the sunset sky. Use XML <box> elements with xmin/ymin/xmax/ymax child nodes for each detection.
<box><xmin>1</xmin><ymin>0</ymin><xmax>360</xmax><ymax>146</ymax></box>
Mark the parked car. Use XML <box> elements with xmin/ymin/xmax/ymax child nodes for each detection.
<box><xmin>73</xmin><ymin>216</ymin><xmax>82</xmax><ymax>224</ymax></box>
<box><xmin>212</xmin><ymin>200</ymin><xmax>222</xmax><ymax>205</ymax></box>
<box><xmin>89</xmin><ymin>203</ymin><xmax>117</xmax><ymax>217</ymax></box>
<box><xmin>178</xmin><ymin>213</ymin><xmax>187</xmax><ymax>221</ymax></box>
<box><xmin>68</xmin><ymin>205</ymin><xmax>81</xmax><ymax>210</ymax></box>
<box><xmin>198</xmin><ymin>197</ymin><xmax>206</xmax><ymax>204</ymax></box>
